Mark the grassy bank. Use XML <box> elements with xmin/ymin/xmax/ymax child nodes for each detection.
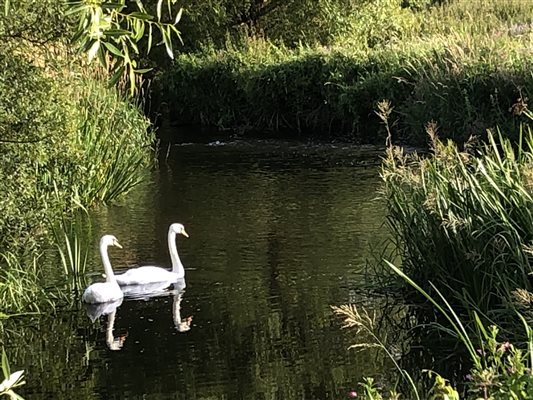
<box><xmin>0</xmin><ymin>2</ymin><xmax>155</xmax><ymax>317</ymax></box>
<box><xmin>352</xmin><ymin>117</ymin><xmax>533</xmax><ymax>397</ymax></box>
<box><xmin>155</xmin><ymin>0</ymin><xmax>533</xmax><ymax>144</ymax></box>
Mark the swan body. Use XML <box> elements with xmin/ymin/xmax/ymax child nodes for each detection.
<box><xmin>82</xmin><ymin>235</ymin><xmax>124</xmax><ymax>304</ymax></box>
<box><xmin>115</xmin><ymin>223</ymin><xmax>189</xmax><ymax>286</ymax></box>
<box><xmin>121</xmin><ymin>280</ymin><xmax>176</xmax><ymax>300</ymax></box>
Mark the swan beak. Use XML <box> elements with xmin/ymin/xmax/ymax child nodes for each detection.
<box><xmin>181</xmin><ymin>229</ymin><xmax>189</xmax><ymax>238</ymax></box>
<box><xmin>114</xmin><ymin>240</ymin><xmax>123</xmax><ymax>249</ymax></box>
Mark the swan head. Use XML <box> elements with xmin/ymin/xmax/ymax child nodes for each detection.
<box><xmin>100</xmin><ymin>234</ymin><xmax>123</xmax><ymax>249</ymax></box>
<box><xmin>170</xmin><ymin>223</ymin><xmax>189</xmax><ymax>238</ymax></box>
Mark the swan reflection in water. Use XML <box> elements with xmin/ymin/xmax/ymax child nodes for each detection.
<box><xmin>123</xmin><ymin>282</ymin><xmax>193</xmax><ymax>333</ymax></box>
<box><xmin>84</xmin><ymin>299</ymin><xmax>127</xmax><ymax>351</ymax></box>
<box><xmin>173</xmin><ymin>290</ymin><xmax>193</xmax><ymax>333</ymax></box>
<box><xmin>84</xmin><ymin>281</ymin><xmax>193</xmax><ymax>351</ymax></box>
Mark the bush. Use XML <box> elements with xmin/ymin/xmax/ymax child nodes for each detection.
<box><xmin>155</xmin><ymin>0</ymin><xmax>533</xmax><ymax>144</ymax></box>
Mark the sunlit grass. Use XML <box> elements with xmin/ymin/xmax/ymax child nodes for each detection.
<box><xmin>381</xmin><ymin>117</ymin><xmax>533</xmax><ymax>318</ymax></box>
<box><xmin>0</xmin><ymin>252</ymin><xmax>52</xmax><ymax>320</ymax></box>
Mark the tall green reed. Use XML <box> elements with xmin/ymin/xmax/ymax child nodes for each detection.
<box><xmin>0</xmin><ymin>252</ymin><xmax>52</xmax><ymax>319</ymax></box>
<box><xmin>50</xmin><ymin>211</ymin><xmax>92</xmax><ymax>295</ymax></box>
<box><xmin>381</xmin><ymin>121</ymin><xmax>533</xmax><ymax>319</ymax></box>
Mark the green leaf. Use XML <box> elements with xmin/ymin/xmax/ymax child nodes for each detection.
<box><xmin>104</xmin><ymin>29</ymin><xmax>131</xmax><ymax>37</ymax></box>
<box><xmin>103</xmin><ymin>41</ymin><xmax>124</xmax><ymax>58</ymax></box>
<box><xmin>101</xmin><ymin>3</ymin><xmax>124</xmax><ymax>11</ymax></box>
<box><xmin>156</xmin><ymin>0</ymin><xmax>163</xmax><ymax>21</ymax></box>
<box><xmin>161</xmin><ymin>27</ymin><xmax>173</xmax><ymax>59</ymax></box>
<box><xmin>64</xmin><ymin>3</ymin><xmax>90</xmax><ymax>16</ymax></box>
<box><xmin>109</xmin><ymin>65</ymin><xmax>125</xmax><ymax>87</ymax></box>
<box><xmin>147</xmin><ymin>23</ymin><xmax>153</xmax><ymax>53</ymax></box>
<box><xmin>1</xmin><ymin>349</ymin><xmax>10</xmax><ymax>380</ymax></box>
<box><xmin>128</xmin><ymin>12</ymin><xmax>153</xmax><ymax>20</ymax></box>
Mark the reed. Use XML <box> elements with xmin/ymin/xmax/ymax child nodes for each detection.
<box><xmin>50</xmin><ymin>211</ymin><xmax>92</xmax><ymax>295</ymax></box>
<box><xmin>0</xmin><ymin>252</ymin><xmax>52</xmax><ymax>319</ymax></box>
<box><xmin>381</xmin><ymin>121</ymin><xmax>533</xmax><ymax>319</ymax></box>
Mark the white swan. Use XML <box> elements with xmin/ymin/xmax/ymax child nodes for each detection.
<box><xmin>115</xmin><ymin>223</ymin><xmax>189</xmax><ymax>286</ymax></box>
<box><xmin>82</xmin><ymin>235</ymin><xmax>124</xmax><ymax>304</ymax></box>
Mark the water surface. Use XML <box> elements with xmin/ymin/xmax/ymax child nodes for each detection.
<box><xmin>13</xmin><ymin>138</ymin><xmax>392</xmax><ymax>399</ymax></box>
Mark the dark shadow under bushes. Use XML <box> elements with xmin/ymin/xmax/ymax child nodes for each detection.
<box><xmin>154</xmin><ymin>35</ymin><xmax>533</xmax><ymax>145</ymax></box>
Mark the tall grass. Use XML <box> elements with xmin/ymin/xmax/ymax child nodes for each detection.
<box><xmin>335</xmin><ymin>260</ymin><xmax>533</xmax><ymax>399</ymax></box>
<box><xmin>51</xmin><ymin>211</ymin><xmax>92</xmax><ymax>295</ymax></box>
<box><xmin>381</xmin><ymin>115</ymin><xmax>533</xmax><ymax>320</ymax></box>
<box><xmin>0</xmin><ymin>252</ymin><xmax>53</xmax><ymax>320</ymax></box>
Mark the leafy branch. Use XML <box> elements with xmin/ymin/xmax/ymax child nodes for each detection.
<box><xmin>66</xmin><ymin>0</ymin><xmax>183</xmax><ymax>94</ymax></box>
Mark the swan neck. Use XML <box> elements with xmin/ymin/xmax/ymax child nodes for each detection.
<box><xmin>168</xmin><ymin>230</ymin><xmax>184</xmax><ymax>277</ymax></box>
<box><xmin>100</xmin><ymin>242</ymin><xmax>116</xmax><ymax>283</ymax></box>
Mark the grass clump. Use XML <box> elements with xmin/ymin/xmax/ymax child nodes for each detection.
<box><xmin>382</xmin><ymin>122</ymin><xmax>533</xmax><ymax>317</ymax></box>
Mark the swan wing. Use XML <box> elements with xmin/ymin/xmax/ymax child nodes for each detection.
<box><xmin>115</xmin><ymin>266</ymin><xmax>178</xmax><ymax>285</ymax></box>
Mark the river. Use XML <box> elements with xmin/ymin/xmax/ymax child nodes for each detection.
<box><xmin>11</xmin><ymin>137</ymin><xmax>393</xmax><ymax>400</ymax></box>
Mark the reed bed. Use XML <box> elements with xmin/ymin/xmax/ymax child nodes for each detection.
<box><xmin>382</xmin><ymin>123</ymin><xmax>533</xmax><ymax>318</ymax></box>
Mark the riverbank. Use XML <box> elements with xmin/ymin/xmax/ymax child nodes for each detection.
<box><xmin>0</xmin><ymin>1</ymin><xmax>155</xmax><ymax>316</ymax></box>
<box><xmin>154</xmin><ymin>0</ymin><xmax>533</xmax><ymax>145</ymax></box>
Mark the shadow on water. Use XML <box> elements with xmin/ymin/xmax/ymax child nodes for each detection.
<box><xmin>9</xmin><ymin>137</ymin><xmax>409</xmax><ymax>399</ymax></box>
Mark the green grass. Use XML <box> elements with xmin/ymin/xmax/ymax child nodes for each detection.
<box><xmin>155</xmin><ymin>0</ymin><xmax>533</xmax><ymax>144</ymax></box>
<box><xmin>381</xmin><ymin>122</ymin><xmax>533</xmax><ymax>318</ymax></box>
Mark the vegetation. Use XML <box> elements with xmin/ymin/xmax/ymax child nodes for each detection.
<box><xmin>0</xmin><ymin>0</ymin><xmax>160</xmax><ymax>318</ymax></box>
<box><xmin>381</xmin><ymin>119</ymin><xmax>533</xmax><ymax>320</ymax></box>
<box><xmin>3</xmin><ymin>0</ymin><xmax>533</xmax><ymax>398</ymax></box>
<box><xmin>0</xmin><ymin>349</ymin><xmax>25</xmax><ymax>400</ymax></box>
<box><xmin>66</xmin><ymin>0</ymin><xmax>183</xmax><ymax>94</ymax></box>
<box><xmin>334</xmin><ymin>100</ymin><xmax>533</xmax><ymax>397</ymax></box>
<box><xmin>155</xmin><ymin>0</ymin><xmax>533</xmax><ymax>144</ymax></box>
<box><xmin>335</xmin><ymin>271</ymin><xmax>533</xmax><ymax>399</ymax></box>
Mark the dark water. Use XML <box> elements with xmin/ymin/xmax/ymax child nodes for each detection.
<box><xmin>10</xmin><ymin>139</ymin><xmax>393</xmax><ymax>400</ymax></box>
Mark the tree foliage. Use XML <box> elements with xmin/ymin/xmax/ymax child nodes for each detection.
<box><xmin>66</xmin><ymin>0</ymin><xmax>183</xmax><ymax>94</ymax></box>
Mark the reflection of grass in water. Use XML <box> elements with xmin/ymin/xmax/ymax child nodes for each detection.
<box><xmin>4</xmin><ymin>311</ymin><xmax>102</xmax><ymax>400</ymax></box>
